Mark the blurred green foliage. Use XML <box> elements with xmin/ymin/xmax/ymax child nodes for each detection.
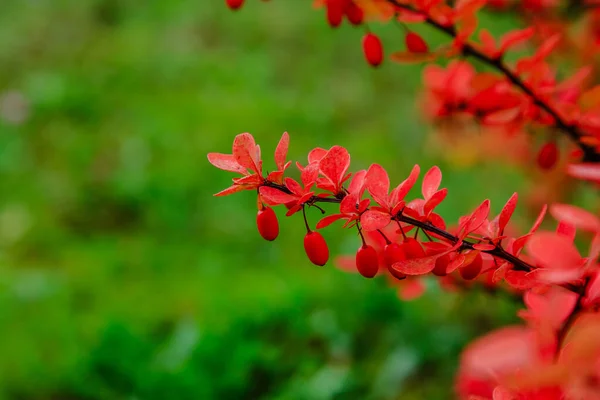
<box><xmin>0</xmin><ymin>1</ymin><xmax>529</xmax><ymax>399</ymax></box>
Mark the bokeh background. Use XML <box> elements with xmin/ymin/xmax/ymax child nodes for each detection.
<box><xmin>0</xmin><ymin>1</ymin><xmax>542</xmax><ymax>399</ymax></box>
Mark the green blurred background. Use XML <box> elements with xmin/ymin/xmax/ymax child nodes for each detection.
<box><xmin>0</xmin><ymin>1</ymin><xmax>533</xmax><ymax>399</ymax></box>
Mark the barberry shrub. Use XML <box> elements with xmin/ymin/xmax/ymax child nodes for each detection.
<box><xmin>213</xmin><ymin>1</ymin><xmax>600</xmax><ymax>398</ymax></box>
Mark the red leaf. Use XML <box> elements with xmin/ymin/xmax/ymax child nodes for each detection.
<box><xmin>529</xmin><ymin>204</ymin><xmax>547</xmax><ymax>234</ymax></box>
<box><xmin>232</xmin><ymin>132</ymin><xmax>261</xmax><ymax>173</ymax></box>
<box><xmin>424</xmin><ymin>188</ymin><xmax>447</xmax><ymax>215</ymax></box>
<box><xmin>392</xmin><ymin>253</ymin><xmax>442</xmax><ymax>275</ymax></box>
<box><xmin>284</xmin><ymin>177</ymin><xmax>303</xmax><ymax>196</ymax></box>
<box><xmin>348</xmin><ymin>169</ymin><xmax>367</xmax><ymax>196</ymax></box>
<box><xmin>526</xmin><ymin>231</ymin><xmax>582</xmax><ymax>270</ymax></box>
<box><xmin>319</xmin><ymin>146</ymin><xmax>351</xmax><ymax>192</ymax></box>
<box><xmin>366</xmin><ymin>163</ymin><xmax>390</xmax><ymax>208</ymax></box>
<box><xmin>390</xmin><ymin>164</ymin><xmax>420</xmax><ymax>206</ymax></box>
<box><xmin>567</xmin><ymin>163</ymin><xmax>600</xmax><ymax>183</ymax></box>
<box><xmin>301</xmin><ymin>162</ymin><xmax>319</xmax><ymax>188</ymax></box>
<box><xmin>316</xmin><ymin>214</ymin><xmax>345</xmax><ymax>229</ymax></box>
<box><xmin>361</xmin><ymin>209</ymin><xmax>391</xmax><ymax>231</ymax></box>
<box><xmin>422</xmin><ymin>165</ymin><xmax>442</xmax><ymax>199</ymax></box>
<box><xmin>274</xmin><ymin>132</ymin><xmax>289</xmax><ymax>171</ymax></box>
<box><xmin>499</xmin><ymin>192</ymin><xmax>518</xmax><ymax>232</ymax></box>
<box><xmin>499</xmin><ymin>27</ymin><xmax>535</xmax><ymax>54</ymax></box>
<box><xmin>214</xmin><ymin>184</ymin><xmax>246</xmax><ymax>197</ymax></box>
<box><xmin>207</xmin><ymin>153</ymin><xmax>247</xmax><ymax>174</ymax></box>
<box><xmin>462</xmin><ymin>200</ymin><xmax>491</xmax><ymax>237</ymax></box>
<box><xmin>482</xmin><ymin>107</ymin><xmax>521</xmax><ymax>125</ymax></box>
<box><xmin>340</xmin><ymin>193</ymin><xmax>360</xmax><ymax>214</ymax></box>
<box><xmin>259</xmin><ymin>186</ymin><xmax>298</xmax><ymax>205</ymax></box>
<box><xmin>308</xmin><ymin>148</ymin><xmax>328</xmax><ymax>164</ymax></box>
<box><xmin>557</xmin><ymin>221</ymin><xmax>576</xmax><ymax>241</ymax></box>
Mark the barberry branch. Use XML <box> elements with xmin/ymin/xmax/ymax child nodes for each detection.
<box><xmin>267</xmin><ymin>180</ymin><xmax>526</xmax><ymax>273</ymax></box>
<box><xmin>385</xmin><ymin>0</ymin><xmax>600</xmax><ymax>163</ymax></box>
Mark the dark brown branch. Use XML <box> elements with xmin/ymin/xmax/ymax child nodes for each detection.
<box><xmin>385</xmin><ymin>0</ymin><xmax>600</xmax><ymax>162</ymax></box>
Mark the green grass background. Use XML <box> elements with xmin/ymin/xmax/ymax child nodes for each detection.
<box><xmin>0</xmin><ymin>1</ymin><xmax>534</xmax><ymax>399</ymax></box>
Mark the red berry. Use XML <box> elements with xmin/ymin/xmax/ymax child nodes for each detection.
<box><xmin>304</xmin><ymin>231</ymin><xmax>329</xmax><ymax>266</ymax></box>
<box><xmin>225</xmin><ymin>0</ymin><xmax>244</xmax><ymax>10</ymax></box>
<box><xmin>256</xmin><ymin>207</ymin><xmax>279</xmax><ymax>241</ymax></box>
<box><xmin>326</xmin><ymin>0</ymin><xmax>345</xmax><ymax>28</ymax></box>
<box><xmin>537</xmin><ymin>142</ymin><xmax>559</xmax><ymax>170</ymax></box>
<box><xmin>405</xmin><ymin>32</ymin><xmax>428</xmax><ymax>53</ymax></box>
<box><xmin>432</xmin><ymin>254</ymin><xmax>450</xmax><ymax>277</ymax></box>
<box><xmin>362</xmin><ymin>33</ymin><xmax>384</xmax><ymax>67</ymax></box>
<box><xmin>459</xmin><ymin>252</ymin><xmax>483</xmax><ymax>280</ymax></box>
<box><xmin>384</xmin><ymin>243</ymin><xmax>407</xmax><ymax>280</ymax></box>
<box><xmin>356</xmin><ymin>244</ymin><xmax>379</xmax><ymax>278</ymax></box>
<box><xmin>345</xmin><ymin>2</ymin><xmax>364</xmax><ymax>25</ymax></box>
<box><xmin>401</xmin><ymin>238</ymin><xmax>425</xmax><ymax>259</ymax></box>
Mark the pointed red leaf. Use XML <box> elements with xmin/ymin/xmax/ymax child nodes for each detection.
<box><xmin>361</xmin><ymin>209</ymin><xmax>391</xmax><ymax>231</ymax></box>
<box><xmin>567</xmin><ymin>163</ymin><xmax>600</xmax><ymax>183</ymax></box>
<box><xmin>366</xmin><ymin>164</ymin><xmax>390</xmax><ymax>208</ymax></box>
<box><xmin>422</xmin><ymin>166</ymin><xmax>442</xmax><ymax>199</ymax></box>
<box><xmin>390</xmin><ymin>164</ymin><xmax>420</xmax><ymax>206</ymax></box>
<box><xmin>316</xmin><ymin>214</ymin><xmax>346</xmax><ymax>229</ymax></box>
<box><xmin>340</xmin><ymin>193</ymin><xmax>359</xmax><ymax>214</ymax></box>
<box><xmin>462</xmin><ymin>200</ymin><xmax>491</xmax><ymax>237</ymax></box>
<box><xmin>208</xmin><ymin>153</ymin><xmax>247</xmax><ymax>174</ymax></box>
<box><xmin>424</xmin><ymin>188</ymin><xmax>447</xmax><ymax>215</ymax></box>
<box><xmin>557</xmin><ymin>221</ymin><xmax>576</xmax><ymax>241</ymax></box>
<box><xmin>259</xmin><ymin>186</ymin><xmax>298</xmax><ymax>205</ymax></box>
<box><xmin>214</xmin><ymin>184</ymin><xmax>246</xmax><ymax>197</ymax></box>
<box><xmin>526</xmin><ymin>231</ymin><xmax>582</xmax><ymax>270</ymax></box>
<box><xmin>348</xmin><ymin>169</ymin><xmax>367</xmax><ymax>195</ymax></box>
<box><xmin>529</xmin><ymin>204</ymin><xmax>547</xmax><ymax>234</ymax></box>
<box><xmin>232</xmin><ymin>133</ymin><xmax>261</xmax><ymax>173</ymax></box>
<box><xmin>284</xmin><ymin>177</ymin><xmax>303</xmax><ymax>197</ymax></box>
<box><xmin>274</xmin><ymin>131</ymin><xmax>289</xmax><ymax>171</ymax></box>
<box><xmin>499</xmin><ymin>27</ymin><xmax>535</xmax><ymax>53</ymax></box>
<box><xmin>499</xmin><ymin>192</ymin><xmax>518</xmax><ymax>232</ymax></box>
<box><xmin>319</xmin><ymin>146</ymin><xmax>351</xmax><ymax>191</ymax></box>
<box><xmin>301</xmin><ymin>162</ymin><xmax>319</xmax><ymax>189</ymax></box>
<box><xmin>550</xmin><ymin>203</ymin><xmax>600</xmax><ymax>233</ymax></box>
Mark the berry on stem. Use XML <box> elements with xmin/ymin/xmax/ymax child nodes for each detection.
<box><xmin>356</xmin><ymin>244</ymin><xmax>379</xmax><ymax>278</ymax></box>
<box><xmin>405</xmin><ymin>32</ymin><xmax>429</xmax><ymax>53</ymax></box>
<box><xmin>304</xmin><ymin>231</ymin><xmax>329</xmax><ymax>266</ymax></box>
<box><xmin>363</xmin><ymin>33</ymin><xmax>384</xmax><ymax>67</ymax></box>
<box><xmin>225</xmin><ymin>0</ymin><xmax>244</xmax><ymax>10</ymax></box>
<box><xmin>537</xmin><ymin>142</ymin><xmax>559</xmax><ymax>170</ymax></box>
<box><xmin>256</xmin><ymin>207</ymin><xmax>279</xmax><ymax>241</ymax></box>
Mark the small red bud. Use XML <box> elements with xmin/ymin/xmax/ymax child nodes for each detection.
<box><xmin>345</xmin><ymin>3</ymin><xmax>364</xmax><ymax>25</ymax></box>
<box><xmin>225</xmin><ymin>0</ymin><xmax>244</xmax><ymax>10</ymax></box>
<box><xmin>304</xmin><ymin>231</ymin><xmax>329</xmax><ymax>266</ymax></box>
<box><xmin>256</xmin><ymin>207</ymin><xmax>279</xmax><ymax>241</ymax></box>
<box><xmin>384</xmin><ymin>243</ymin><xmax>407</xmax><ymax>280</ymax></box>
<box><xmin>326</xmin><ymin>0</ymin><xmax>345</xmax><ymax>28</ymax></box>
<box><xmin>432</xmin><ymin>254</ymin><xmax>450</xmax><ymax>277</ymax></box>
<box><xmin>405</xmin><ymin>32</ymin><xmax>429</xmax><ymax>53</ymax></box>
<box><xmin>362</xmin><ymin>33</ymin><xmax>384</xmax><ymax>67</ymax></box>
<box><xmin>537</xmin><ymin>142</ymin><xmax>559</xmax><ymax>170</ymax></box>
<box><xmin>459</xmin><ymin>252</ymin><xmax>483</xmax><ymax>280</ymax></box>
<box><xmin>356</xmin><ymin>244</ymin><xmax>379</xmax><ymax>278</ymax></box>
<box><xmin>401</xmin><ymin>238</ymin><xmax>425</xmax><ymax>259</ymax></box>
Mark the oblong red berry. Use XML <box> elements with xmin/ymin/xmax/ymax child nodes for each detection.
<box><xmin>256</xmin><ymin>207</ymin><xmax>279</xmax><ymax>241</ymax></box>
<box><xmin>345</xmin><ymin>2</ymin><xmax>364</xmax><ymax>25</ymax></box>
<box><xmin>405</xmin><ymin>32</ymin><xmax>428</xmax><ymax>53</ymax></box>
<box><xmin>326</xmin><ymin>0</ymin><xmax>345</xmax><ymax>28</ymax></box>
<box><xmin>537</xmin><ymin>142</ymin><xmax>558</xmax><ymax>170</ymax></box>
<box><xmin>356</xmin><ymin>244</ymin><xmax>379</xmax><ymax>278</ymax></box>
<box><xmin>304</xmin><ymin>231</ymin><xmax>329</xmax><ymax>266</ymax></box>
<box><xmin>362</xmin><ymin>33</ymin><xmax>383</xmax><ymax>67</ymax></box>
<box><xmin>225</xmin><ymin>0</ymin><xmax>244</xmax><ymax>10</ymax></box>
<box><xmin>459</xmin><ymin>252</ymin><xmax>483</xmax><ymax>280</ymax></box>
<box><xmin>401</xmin><ymin>238</ymin><xmax>425</xmax><ymax>259</ymax></box>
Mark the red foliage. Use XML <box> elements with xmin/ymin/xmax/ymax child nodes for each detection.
<box><xmin>217</xmin><ymin>1</ymin><xmax>600</xmax><ymax>398</ymax></box>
